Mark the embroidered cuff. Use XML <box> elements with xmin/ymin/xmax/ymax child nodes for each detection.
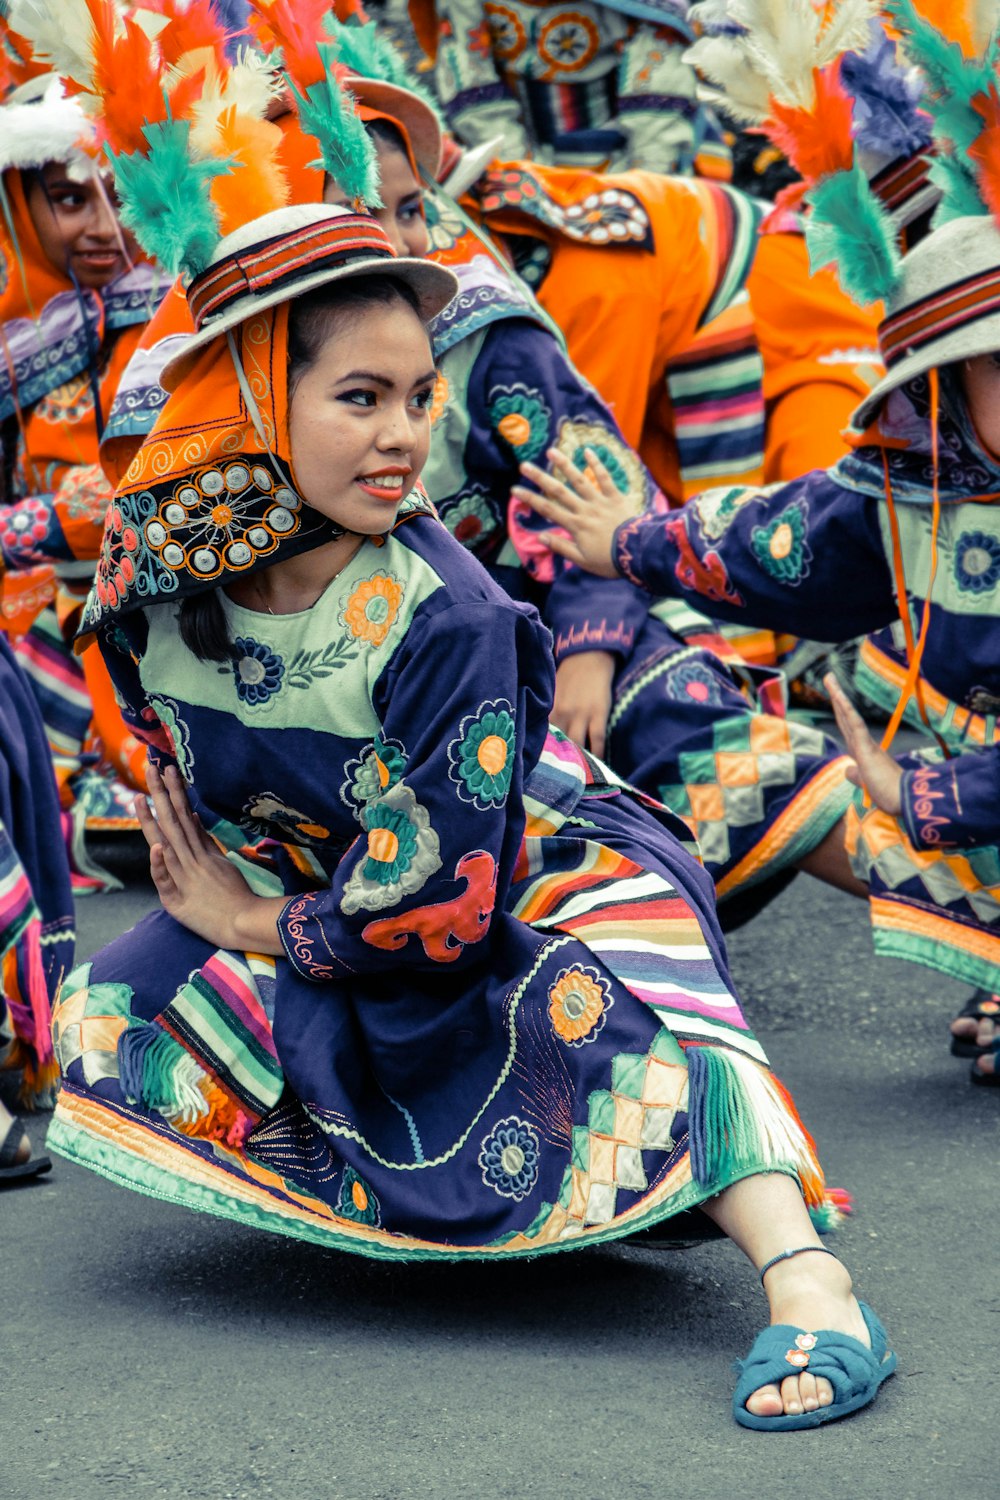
<box><xmin>900</xmin><ymin>763</ymin><xmax>959</xmax><ymax>850</ymax></box>
<box><xmin>613</xmin><ymin>515</ymin><xmax>652</xmax><ymax>592</ymax></box>
<box><xmin>279</xmin><ymin>891</ymin><xmax>352</xmax><ymax>982</ymax></box>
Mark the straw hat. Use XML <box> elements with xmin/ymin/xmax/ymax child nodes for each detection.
<box><xmin>160</xmin><ymin>204</ymin><xmax>457</xmax><ymax>389</ymax></box>
<box><xmin>851</xmin><ymin>215</ymin><xmax>1000</xmax><ymax>430</ymax></box>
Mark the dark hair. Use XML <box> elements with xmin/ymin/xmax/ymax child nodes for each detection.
<box><xmin>178</xmin><ymin>272</ymin><xmax>424</xmax><ymax>662</ymax></box>
<box><xmin>364</xmin><ymin>117</ymin><xmax>411</xmax><ymax>161</ymax></box>
<box><xmin>287</xmin><ymin>272</ymin><xmax>422</xmax><ymax>398</ymax></box>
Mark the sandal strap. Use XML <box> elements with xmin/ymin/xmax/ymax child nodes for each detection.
<box><xmin>759</xmin><ymin>1244</ymin><xmax>837</xmax><ymax>1287</ymax></box>
<box><xmin>733</xmin><ymin>1302</ymin><xmax>891</xmax><ymax>1415</ymax></box>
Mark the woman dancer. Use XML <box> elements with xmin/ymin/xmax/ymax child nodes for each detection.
<box><xmin>42</xmin><ymin>6</ymin><xmax>891</xmax><ymax>1429</ymax></box>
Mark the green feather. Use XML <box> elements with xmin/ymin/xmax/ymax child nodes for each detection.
<box><xmin>324</xmin><ymin>17</ymin><xmax>444</xmax><ymax>124</ymax></box>
<box><xmin>928</xmin><ymin>152</ymin><xmax>988</xmax><ymax>225</ymax></box>
<box><xmin>291</xmin><ymin>43</ymin><xmax>382</xmax><ymax>208</ymax></box>
<box><xmin>884</xmin><ymin>0</ymin><xmax>1000</xmax><ymax>153</ymax></box>
<box><xmin>109</xmin><ymin>118</ymin><xmax>229</xmax><ymax>278</ymax></box>
<box><xmin>804</xmin><ymin>163</ymin><xmax>903</xmax><ymax>309</ymax></box>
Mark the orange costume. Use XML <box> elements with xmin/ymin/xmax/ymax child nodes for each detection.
<box><xmin>748</xmin><ymin>229</ymin><xmax>885</xmax><ymax>483</ymax></box>
<box><xmin>0</xmin><ymin>166</ymin><xmax>167</xmax><ymax>854</ymax></box>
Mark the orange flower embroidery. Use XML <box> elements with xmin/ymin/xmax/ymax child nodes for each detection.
<box><xmin>343</xmin><ymin>574</ymin><xmax>404</xmax><ymax>646</ymax></box>
<box><xmin>548</xmin><ymin>967</ymin><xmax>610</xmax><ymax>1045</ymax></box>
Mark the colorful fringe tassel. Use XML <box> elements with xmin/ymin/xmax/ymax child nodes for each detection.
<box><xmin>685</xmin><ymin>1044</ymin><xmax>851</xmax><ymax>1229</ymax></box>
<box><xmin>118</xmin><ymin>1022</ymin><xmax>255</xmax><ymax>1149</ymax></box>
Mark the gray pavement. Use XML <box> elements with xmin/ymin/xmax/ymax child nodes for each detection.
<box><xmin>4</xmin><ymin>852</ymin><xmax>996</xmax><ymax>1500</ymax></box>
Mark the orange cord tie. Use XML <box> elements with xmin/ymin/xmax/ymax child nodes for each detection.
<box><xmin>879</xmin><ymin>365</ymin><xmax>950</xmax><ymax>760</ymax></box>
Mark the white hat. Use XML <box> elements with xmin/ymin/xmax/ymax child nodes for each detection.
<box><xmin>851</xmin><ymin>215</ymin><xmax>1000</xmax><ymax>430</ymax></box>
<box><xmin>160</xmin><ymin>203</ymin><xmax>457</xmax><ymax>389</ymax></box>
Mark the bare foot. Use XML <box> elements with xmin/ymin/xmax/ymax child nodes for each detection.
<box><xmin>743</xmin><ymin>1250</ymin><xmax>870</xmax><ymax>1419</ymax></box>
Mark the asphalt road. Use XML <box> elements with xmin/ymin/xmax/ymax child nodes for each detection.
<box><xmin>4</xmin><ymin>844</ymin><xmax>996</xmax><ymax>1500</ymax></box>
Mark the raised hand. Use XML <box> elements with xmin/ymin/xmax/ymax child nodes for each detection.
<box><xmin>825</xmin><ymin>674</ymin><xmax>904</xmax><ymax>816</ymax></box>
<box><xmin>511</xmin><ymin>445</ymin><xmax>633</xmax><ymax>578</ymax></box>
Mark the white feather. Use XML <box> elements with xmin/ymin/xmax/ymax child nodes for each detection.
<box><xmin>7</xmin><ymin>0</ymin><xmax>105</xmax><ymax>93</ymax></box>
<box><xmin>814</xmin><ymin>0</ymin><xmax>881</xmax><ymax>70</ymax></box>
<box><xmin>731</xmin><ymin>0</ymin><xmax>820</xmax><ymax>107</ymax></box>
<box><xmin>0</xmin><ymin>79</ymin><xmax>94</xmax><ymax>172</ymax></box>
<box><xmin>186</xmin><ymin>51</ymin><xmax>280</xmax><ymax>158</ymax></box>
<box><xmin>685</xmin><ymin>35</ymin><xmax>772</xmax><ymax>122</ymax></box>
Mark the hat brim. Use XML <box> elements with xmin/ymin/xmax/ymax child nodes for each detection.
<box><xmin>346</xmin><ymin>78</ymin><xmax>443</xmax><ymax>179</ymax></box>
<box><xmin>160</xmin><ymin>254</ymin><xmax>457</xmax><ymax>390</ymax></box>
<box><xmin>850</xmin><ymin>306</ymin><xmax>1000</xmax><ymax>432</ymax></box>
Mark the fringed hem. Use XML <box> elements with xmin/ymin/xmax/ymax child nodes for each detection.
<box><xmin>49</xmin><ymin>1085</ymin><xmax>817</xmax><ymax>1261</ymax></box>
<box><xmin>684</xmin><ymin>1043</ymin><xmax>850</xmax><ymax>1230</ymax></box>
<box><xmin>2</xmin><ymin>912</ymin><xmax>55</xmax><ymax>1086</ymax></box>
<box><xmin>118</xmin><ymin>1022</ymin><xmax>258</xmax><ymax>1149</ymax></box>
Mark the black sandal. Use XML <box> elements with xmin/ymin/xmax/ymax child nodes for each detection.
<box><xmin>950</xmin><ymin>989</ymin><xmax>1000</xmax><ymax>1058</ymax></box>
<box><xmin>0</xmin><ymin>1116</ymin><xmax>52</xmax><ymax>1185</ymax></box>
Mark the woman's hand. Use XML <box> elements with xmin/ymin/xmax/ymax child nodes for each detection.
<box><xmin>553</xmin><ymin>650</ymin><xmax>616</xmax><ymax>758</ymax></box>
<box><xmin>825</xmin><ymin>674</ymin><xmax>904</xmax><ymax>816</ymax></box>
<box><xmin>137</xmin><ymin>764</ymin><xmax>281</xmax><ymax>951</ymax></box>
<box><xmin>511</xmin><ymin>446</ymin><xmax>633</xmax><ymax>578</ymax></box>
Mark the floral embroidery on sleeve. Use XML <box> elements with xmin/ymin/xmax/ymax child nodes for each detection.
<box><xmin>448</xmin><ymin>699</ymin><xmax>516</xmax><ymax>808</ymax></box>
<box><xmin>750</xmin><ymin>499</ymin><xmax>812</xmax><ymax>586</ymax></box>
<box><xmin>340</xmin><ymin>783</ymin><xmax>442</xmax><ymax>916</ymax></box>
<box><xmin>548</xmin><ymin>966</ymin><xmax>613</xmax><ymax>1046</ymax></box>
<box><xmin>554</xmin><ymin>418</ymin><xmax>645</xmax><ymax>507</ymax></box>
<box><xmin>145</xmin><ymin>695</ymin><xmax>195</xmax><ymax>780</ymax></box>
<box><xmin>488</xmin><ymin>383</ymin><xmax>552</xmax><ymax>462</ymax></box>
<box><xmin>440</xmin><ymin>485</ymin><xmax>501</xmax><ymax>549</ymax></box>
<box><xmin>340</xmin><ymin>735</ymin><xmax>409</xmax><ymax>825</ymax></box>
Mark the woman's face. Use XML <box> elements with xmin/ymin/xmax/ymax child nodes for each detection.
<box><xmin>961</xmin><ymin>353</ymin><xmax>1000</xmax><ymax>459</ymax></box>
<box><xmin>324</xmin><ymin>140</ymin><xmax>430</xmax><ymax>258</ymax></box>
<box><xmin>287</xmin><ymin>299</ymin><xmax>436</xmax><ymax>533</ymax></box>
<box><xmin>25</xmin><ymin>162</ymin><xmax>136</xmax><ymax>289</ymax></box>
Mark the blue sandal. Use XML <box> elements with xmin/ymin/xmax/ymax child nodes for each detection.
<box><xmin>733</xmin><ymin>1248</ymin><xmax>896</xmax><ymax>1431</ymax></box>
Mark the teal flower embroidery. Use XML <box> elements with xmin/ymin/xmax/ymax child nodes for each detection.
<box><xmin>340</xmin><ymin>735</ymin><xmax>408</xmax><ymax>825</ymax></box>
<box><xmin>750</xmin><ymin>499</ymin><xmax>812</xmax><ymax>585</ymax></box>
<box><xmin>489</xmin><ymin>384</ymin><xmax>551</xmax><ymax>461</ymax></box>
<box><xmin>448</xmin><ymin>699</ymin><xmax>516</xmax><ymax>809</ymax></box>
<box><xmin>341</xmin><ymin>783</ymin><xmax>441</xmax><ymax>915</ymax></box>
<box><xmin>441</xmin><ymin>487</ymin><xmax>500</xmax><ymax>549</ymax></box>
<box><xmin>147</xmin><ymin>696</ymin><xmax>194</xmax><ymax>780</ymax></box>
<box><xmin>336</xmin><ymin>1167</ymin><xmax>381</xmax><ymax>1227</ymax></box>
<box><xmin>954</xmin><ymin>530</ymin><xmax>1000</xmax><ymax>594</ymax></box>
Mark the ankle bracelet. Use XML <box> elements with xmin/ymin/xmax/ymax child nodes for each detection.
<box><xmin>758</xmin><ymin>1244</ymin><xmax>837</xmax><ymax>1287</ymax></box>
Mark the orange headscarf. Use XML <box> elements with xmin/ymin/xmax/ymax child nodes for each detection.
<box><xmin>84</xmin><ymin>301</ymin><xmax>340</xmax><ymax>633</ymax></box>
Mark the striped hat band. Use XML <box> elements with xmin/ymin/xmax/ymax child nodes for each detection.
<box><xmin>878</xmin><ymin>264</ymin><xmax>1000</xmax><ymax>368</ymax></box>
<box><xmin>870</xmin><ymin>150</ymin><xmax>934</xmax><ymax>215</ymax></box>
<box><xmin>188</xmin><ymin>214</ymin><xmax>396</xmax><ymax>330</ymax></box>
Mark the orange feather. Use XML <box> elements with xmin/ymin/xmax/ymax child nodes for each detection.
<box><xmin>90</xmin><ymin>12</ymin><xmax>204</xmax><ymax>158</ymax></box>
<box><xmin>246</xmin><ymin>0</ymin><xmax>332</xmax><ymax>90</ymax></box>
<box><xmin>208</xmin><ymin>109</ymin><xmax>288</xmax><ymax>236</ymax></box>
<box><xmin>969</xmin><ymin>85</ymin><xmax>1000</xmax><ymax>220</ymax></box>
<box><xmin>766</xmin><ymin>62</ymin><xmax>855</xmax><ymax>185</ymax></box>
<box><xmin>0</xmin><ymin>18</ymin><xmax>49</xmax><ymax>93</ymax></box>
<box><xmin>142</xmin><ymin>0</ymin><xmax>230</xmax><ymax>71</ymax></box>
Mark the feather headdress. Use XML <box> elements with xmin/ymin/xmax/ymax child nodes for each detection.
<box><xmin>10</xmin><ymin>0</ymin><xmax>289</xmax><ymax>276</ymax></box>
<box><xmin>323</xmin><ymin>15</ymin><xmax>443</xmax><ymax>125</ymax></box>
<box><xmin>882</xmin><ymin>0</ymin><xmax>1000</xmax><ymax>226</ymax></box>
<box><xmin>686</xmin><ymin>2</ymin><xmax>932</xmax><ymax>306</ymax></box>
<box><xmin>244</xmin><ymin>0</ymin><xmax>380</xmax><ymax>207</ymax></box>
